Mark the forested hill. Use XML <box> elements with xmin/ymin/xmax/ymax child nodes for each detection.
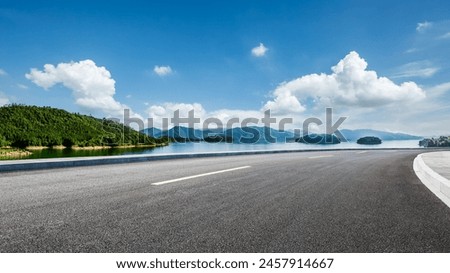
<box><xmin>0</xmin><ymin>104</ymin><xmax>166</xmax><ymax>148</ymax></box>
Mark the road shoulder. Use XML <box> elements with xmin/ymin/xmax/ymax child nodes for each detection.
<box><xmin>414</xmin><ymin>152</ymin><xmax>450</xmax><ymax>208</ymax></box>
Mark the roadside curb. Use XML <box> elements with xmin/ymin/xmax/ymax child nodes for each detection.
<box><xmin>0</xmin><ymin>147</ymin><xmax>423</xmax><ymax>173</ymax></box>
<box><xmin>0</xmin><ymin>149</ymin><xmax>341</xmax><ymax>172</ymax></box>
<box><xmin>413</xmin><ymin>153</ymin><xmax>450</xmax><ymax>208</ymax></box>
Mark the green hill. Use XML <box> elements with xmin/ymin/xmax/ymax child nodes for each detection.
<box><xmin>0</xmin><ymin>104</ymin><xmax>167</xmax><ymax>148</ymax></box>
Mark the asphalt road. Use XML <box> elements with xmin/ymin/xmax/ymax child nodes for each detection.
<box><xmin>1</xmin><ymin>150</ymin><xmax>450</xmax><ymax>252</ymax></box>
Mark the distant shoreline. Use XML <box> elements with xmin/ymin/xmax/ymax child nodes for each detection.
<box><xmin>0</xmin><ymin>148</ymin><xmax>33</xmax><ymax>158</ymax></box>
<box><xmin>0</xmin><ymin>143</ymin><xmax>169</xmax><ymax>160</ymax></box>
<box><xmin>24</xmin><ymin>143</ymin><xmax>168</xmax><ymax>150</ymax></box>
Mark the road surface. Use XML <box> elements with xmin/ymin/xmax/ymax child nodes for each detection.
<box><xmin>1</xmin><ymin>150</ymin><xmax>450</xmax><ymax>252</ymax></box>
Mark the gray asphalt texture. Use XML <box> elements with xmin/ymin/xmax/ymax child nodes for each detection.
<box><xmin>1</xmin><ymin>150</ymin><xmax>450</xmax><ymax>253</ymax></box>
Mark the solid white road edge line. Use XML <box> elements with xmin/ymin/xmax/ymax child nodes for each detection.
<box><xmin>356</xmin><ymin>151</ymin><xmax>368</xmax><ymax>154</ymax></box>
<box><xmin>151</xmin><ymin>166</ymin><xmax>252</xmax><ymax>186</ymax></box>
<box><xmin>308</xmin><ymin>155</ymin><xmax>334</xmax><ymax>159</ymax></box>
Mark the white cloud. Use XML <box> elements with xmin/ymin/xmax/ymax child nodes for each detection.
<box><xmin>408</xmin><ymin>20</ymin><xmax>450</xmax><ymax>53</ymax></box>
<box><xmin>391</xmin><ymin>61</ymin><xmax>439</xmax><ymax>79</ymax></box>
<box><xmin>405</xmin><ymin>48</ymin><xmax>418</xmax><ymax>54</ymax></box>
<box><xmin>0</xmin><ymin>92</ymin><xmax>10</xmax><ymax>106</ymax></box>
<box><xmin>25</xmin><ymin>59</ymin><xmax>137</xmax><ymax>118</ymax></box>
<box><xmin>153</xmin><ymin>65</ymin><xmax>173</xmax><ymax>76</ymax></box>
<box><xmin>17</xmin><ymin>84</ymin><xmax>28</xmax><ymax>89</ymax></box>
<box><xmin>139</xmin><ymin>49</ymin><xmax>450</xmax><ymax>136</ymax></box>
<box><xmin>263</xmin><ymin>51</ymin><xmax>426</xmax><ymax>114</ymax></box>
<box><xmin>0</xmin><ymin>69</ymin><xmax>7</xmax><ymax>76</ymax></box>
<box><xmin>438</xmin><ymin>32</ymin><xmax>450</xmax><ymax>39</ymax></box>
<box><xmin>251</xmin><ymin>43</ymin><xmax>268</xmax><ymax>57</ymax></box>
<box><xmin>416</xmin><ymin>21</ymin><xmax>433</xmax><ymax>33</ymax></box>
<box><xmin>148</xmin><ymin>102</ymin><xmax>206</xmax><ymax>119</ymax></box>
<box><xmin>262</xmin><ymin>92</ymin><xmax>305</xmax><ymax>115</ymax></box>
<box><xmin>145</xmin><ymin>52</ymin><xmax>435</xmax><ymax>135</ymax></box>
<box><xmin>146</xmin><ymin>102</ymin><xmax>262</xmax><ymax>129</ymax></box>
<box><xmin>347</xmin><ymin>82</ymin><xmax>450</xmax><ymax>136</ymax></box>
<box><xmin>425</xmin><ymin>82</ymin><xmax>450</xmax><ymax>98</ymax></box>
<box><xmin>147</xmin><ymin>102</ymin><xmax>206</xmax><ymax>128</ymax></box>
<box><xmin>208</xmin><ymin>109</ymin><xmax>263</xmax><ymax>126</ymax></box>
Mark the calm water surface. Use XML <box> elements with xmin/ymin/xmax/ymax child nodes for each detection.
<box><xmin>14</xmin><ymin>140</ymin><xmax>423</xmax><ymax>160</ymax></box>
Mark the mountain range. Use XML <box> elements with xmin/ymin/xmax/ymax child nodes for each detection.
<box><xmin>141</xmin><ymin>126</ymin><xmax>421</xmax><ymax>144</ymax></box>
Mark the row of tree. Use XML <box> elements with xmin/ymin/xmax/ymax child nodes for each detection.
<box><xmin>0</xmin><ymin>104</ymin><xmax>168</xmax><ymax>148</ymax></box>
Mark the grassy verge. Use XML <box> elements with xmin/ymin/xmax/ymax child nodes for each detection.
<box><xmin>0</xmin><ymin>142</ymin><xmax>169</xmax><ymax>160</ymax></box>
<box><xmin>0</xmin><ymin>148</ymin><xmax>33</xmax><ymax>160</ymax></box>
<box><xmin>23</xmin><ymin>143</ymin><xmax>168</xmax><ymax>150</ymax></box>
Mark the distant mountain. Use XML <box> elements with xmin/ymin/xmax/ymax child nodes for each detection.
<box><xmin>142</xmin><ymin>126</ymin><xmax>203</xmax><ymax>141</ymax></box>
<box><xmin>224</xmin><ymin>126</ymin><xmax>295</xmax><ymax>144</ymax></box>
<box><xmin>142</xmin><ymin>126</ymin><xmax>294</xmax><ymax>144</ymax></box>
<box><xmin>141</xmin><ymin>127</ymin><xmax>163</xmax><ymax>138</ymax></box>
<box><xmin>141</xmin><ymin>126</ymin><xmax>421</xmax><ymax>144</ymax></box>
<box><xmin>340</xmin><ymin>129</ymin><xmax>421</xmax><ymax>141</ymax></box>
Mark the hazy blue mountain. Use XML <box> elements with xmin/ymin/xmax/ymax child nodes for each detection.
<box><xmin>141</xmin><ymin>127</ymin><xmax>163</xmax><ymax>138</ymax></box>
<box><xmin>141</xmin><ymin>126</ymin><xmax>202</xmax><ymax>139</ymax></box>
<box><xmin>141</xmin><ymin>126</ymin><xmax>295</xmax><ymax>143</ymax></box>
<box><xmin>168</xmin><ymin>126</ymin><xmax>203</xmax><ymax>140</ymax></box>
<box><xmin>141</xmin><ymin>127</ymin><xmax>421</xmax><ymax>143</ymax></box>
<box><xmin>340</xmin><ymin>129</ymin><xmax>421</xmax><ymax>141</ymax></box>
<box><xmin>224</xmin><ymin>126</ymin><xmax>295</xmax><ymax>144</ymax></box>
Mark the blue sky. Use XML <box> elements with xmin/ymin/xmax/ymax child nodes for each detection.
<box><xmin>1</xmin><ymin>0</ymin><xmax>450</xmax><ymax>135</ymax></box>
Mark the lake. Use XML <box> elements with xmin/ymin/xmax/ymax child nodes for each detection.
<box><xmin>14</xmin><ymin>140</ymin><xmax>423</xmax><ymax>160</ymax></box>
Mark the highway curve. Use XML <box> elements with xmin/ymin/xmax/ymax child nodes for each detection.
<box><xmin>1</xmin><ymin>150</ymin><xmax>450</xmax><ymax>252</ymax></box>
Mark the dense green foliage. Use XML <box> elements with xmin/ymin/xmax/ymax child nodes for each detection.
<box><xmin>296</xmin><ymin>134</ymin><xmax>341</xmax><ymax>144</ymax></box>
<box><xmin>0</xmin><ymin>104</ymin><xmax>167</xmax><ymax>148</ymax></box>
<box><xmin>356</xmin><ymin>136</ymin><xmax>382</xmax><ymax>145</ymax></box>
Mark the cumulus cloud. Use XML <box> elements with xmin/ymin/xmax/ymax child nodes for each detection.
<box><xmin>251</xmin><ymin>43</ymin><xmax>268</xmax><ymax>57</ymax></box>
<box><xmin>262</xmin><ymin>92</ymin><xmax>305</xmax><ymax>115</ymax></box>
<box><xmin>146</xmin><ymin>102</ymin><xmax>261</xmax><ymax>129</ymax></box>
<box><xmin>263</xmin><ymin>51</ymin><xmax>426</xmax><ymax>114</ymax></box>
<box><xmin>208</xmin><ymin>109</ymin><xmax>262</xmax><ymax>126</ymax></box>
<box><xmin>153</xmin><ymin>65</ymin><xmax>173</xmax><ymax>76</ymax></box>
<box><xmin>416</xmin><ymin>21</ymin><xmax>433</xmax><ymax>33</ymax></box>
<box><xmin>145</xmin><ymin>52</ymin><xmax>430</xmax><ymax>134</ymax></box>
<box><xmin>25</xmin><ymin>60</ymin><xmax>135</xmax><ymax>118</ymax></box>
<box><xmin>391</xmin><ymin>61</ymin><xmax>439</xmax><ymax>79</ymax></box>
<box><xmin>148</xmin><ymin>102</ymin><xmax>206</xmax><ymax>119</ymax></box>
<box><xmin>0</xmin><ymin>69</ymin><xmax>7</xmax><ymax>76</ymax></box>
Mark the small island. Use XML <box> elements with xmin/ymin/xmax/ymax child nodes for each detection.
<box><xmin>296</xmin><ymin>134</ymin><xmax>341</xmax><ymax>145</ymax></box>
<box><xmin>356</xmin><ymin>136</ymin><xmax>382</xmax><ymax>145</ymax></box>
<box><xmin>419</xmin><ymin>136</ymin><xmax>450</xmax><ymax>147</ymax></box>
